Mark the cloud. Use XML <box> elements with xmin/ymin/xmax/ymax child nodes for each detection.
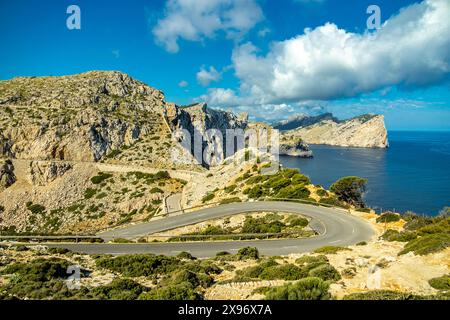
<box><xmin>152</xmin><ymin>0</ymin><xmax>264</xmax><ymax>53</ymax></box>
<box><xmin>202</xmin><ymin>0</ymin><xmax>450</xmax><ymax>106</ymax></box>
<box><xmin>196</xmin><ymin>66</ymin><xmax>222</xmax><ymax>86</ymax></box>
<box><xmin>257</xmin><ymin>27</ymin><xmax>271</xmax><ymax>38</ymax></box>
<box><xmin>178</xmin><ymin>80</ymin><xmax>189</xmax><ymax>87</ymax></box>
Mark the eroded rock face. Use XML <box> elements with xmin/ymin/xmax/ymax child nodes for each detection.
<box><xmin>0</xmin><ymin>159</ymin><xmax>15</xmax><ymax>191</ymax></box>
<box><xmin>282</xmin><ymin>114</ymin><xmax>389</xmax><ymax>148</ymax></box>
<box><xmin>166</xmin><ymin>103</ymin><xmax>248</xmax><ymax>166</ymax></box>
<box><xmin>27</xmin><ymin>161</ymin><xmax>72</xmax><ymax>186</ymax></box>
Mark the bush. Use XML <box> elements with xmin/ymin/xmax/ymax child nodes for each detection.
<box><xmin>343</xmin><ymin>290</ymin><xmax>418</xmax><ymax>300</ymax></box>
<box><xmin>154</xmin><ymin>171</ymin><xmax>170</xmax><ymax>180</ymax></box>
<box><xmin>319</xmin><ymin>197</ymin><xmax>349</xmax><ymax>209</ymax></box>
<box><xmin>84</xmin><ymin>188</ymin><xmax>97</xmax><ymax>199</ymax></box>
<box><xmin>26</xmin><ymin>203</ymin><xmax>46</xmax><ymax>215</ymax></box>
<box><xmin>286</xmin><ymin>216</ymin><xmax>308</xmax><ymax>228</ymax></box>
<box><xmin>219</xmin><ymin>197</ymin><xmax>242</xmax><ymax>205</ymax></box>
<box><xmin>201</xmin><ymin>193</ymin><xmax>215</xmax><ymax>203</ymax></box>
<box><xmin>242</xmin><ymin>216</ymin><xmax>285</xmax><ymax>234</ymax></box>
<box><xmin>330</xmin><ymin>176</ymin><xmax>367</xmax><ymax>208</ymax></box>
<box><xmin>295</xmin><ymin>255</ymin><xmax>329</xmax><ymax>266</ymax></box>
<box><xmin>177</xmin><ymin>252</ymin><xmax>196</xmax><ymax>260</ymax></box>
<box><xmin>381</xmin><ymin>229</ymin><xmax>417</xmax><ymax>242</ymax></box>
<box><xmin>259</xmin><ymin>264</ymin><xmax>304</xmax><ymax>281</ymax></box>
<box><xmin>313</xmin><ymin>246</ymin><xmax>350</xmax><ymax>255</ymax></box>
<box><xmin>376</xmin><ymin>212</ymin><xmax>401</xmax><ymax>223</ymax></box>
<box><xmin>91</xmin><ymin>172</ymin><xmax>113</xmax><ymax>185</ymax></box>
<box><xmin>308</xmin><ymin>264</ymin><xmax>341</xmax><ymax>282</ymax></box>
<box><xmin>96</xmin><ymin>254</ymin><xmax>179</xmax><ymax>277</ymax></box>
<box><xmin>47</xmin><ymin>248</ymin><xmax>71</xmax><ymax>255</ymax></box>
<box><xmin>224</xmin><ymin>184</ymin><xmax>237</xmax><ymax>193</ymax></box>
<box><xmin>237</xmin><ymin>247</ymin><xmax>259</xmax><ymax>260</ymax></box>
<box><xmin>264</xmin><ymin>277</ymin><xmax>332</xmax><ymax>300</ymax></box>
<box><xmin>150</xmin><ymin>187</ymin><xmax>163</xmax><ymax>194</ymax></box>
<box><xmin>428</xmin><ymin>274</ymin><xmax>450</xmax><ymax>290</ymax></box>
<box><xmin>399</xmin><ymin>233</ymin><xmax>450</xmax><ymax>256</ymax></box>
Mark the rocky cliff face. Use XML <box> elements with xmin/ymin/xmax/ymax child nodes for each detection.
<box><xmin>282</xmin><ymin>114</ymin><xmax>389</xmax><ymax>148</ymax></box>
<box><xmin>165</xmin><ymin>102</ymin><xmax>249</xmax><ymax>166</ymax></box>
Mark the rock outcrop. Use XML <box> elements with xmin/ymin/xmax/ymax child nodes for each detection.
<box><xmin>279</xmin><ymin>114</ymin><xmax>389</xmax><ymax>148</ymax></box>
<box><xmin>27</xmin><ymin>161</ymin><xmax>72</xmax><ymax>186</ymax></box>
<box><xmin>165</xmin><ymin>102</ymin><xmax>248</xmax><ymax>166</ymax></box>
<box><xmin>0</xmin><ymin>159</ymin><xmax>15</xmax><ymax>191</ymax></box>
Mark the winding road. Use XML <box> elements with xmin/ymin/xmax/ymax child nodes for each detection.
<box><xmin>49</xmin><ymin>201</ymin><xmax>375</xmax><ymax>258</ymax></box>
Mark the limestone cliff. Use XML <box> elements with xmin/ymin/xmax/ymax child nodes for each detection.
<box><xmin>281</xmin><ymin>114</ymin><xmax>389</xmax><ymax>148</ymax></box>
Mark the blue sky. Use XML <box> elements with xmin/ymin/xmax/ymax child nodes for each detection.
<box><xmin>0</xmin><ymin>0</ymin><xmax>449</xmax><ymax>130</ymax></box>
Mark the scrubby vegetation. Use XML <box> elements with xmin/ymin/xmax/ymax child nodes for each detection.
<box><xmin>376</xmin><ymin>211</ymin><xmax>401</xmax><ymax>223</ymax></box>
<box><xmin>428</xmin><ymin>274</ymin><xmax>450</xmax><ymax>290</ymax></box>
<box><xmin>381</xmin><ymin>212</ymin><xmax>450</xmax><ymax>255</ymax></box>
<box><xmin>168</xmin><ymin>213</ymin><xmax>314</xmax><ymax>242</ymax></box>
<box><xmin>313</xmin><ymin>246</ymin><xmax>351</xmax><ymax>255</ymax></box>
<box><xmin>262</xmin><ymin>277</ymin><xmax>332</xmax><ymax>300</ymax></box>
<box><xmin>234</xmin><ymin>254</ymin><xmax>340</xmax><ymax>283</ymax></box>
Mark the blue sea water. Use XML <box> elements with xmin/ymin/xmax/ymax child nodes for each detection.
<box><xmin>280</xmin><ymin>131</ymin><xmax>450</xmax><ymax>216</ymax></box>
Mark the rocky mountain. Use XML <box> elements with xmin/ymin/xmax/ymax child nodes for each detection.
<box><xmin>0</xmin><ymin>71</ymin><xmax>267</xmax><ymax>234</ymax></box>
<box><xmin>278</xmin><ymin>113</ymin><xmax>389</xmax><ymax>148</ymax></box>
<box><xmin>274</xmin><ymin>113</ymin><xmax>338</xmax><ymax>131</ymax></box>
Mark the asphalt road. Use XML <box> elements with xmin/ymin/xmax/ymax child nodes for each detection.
<box><xmin>49</xmin><ymin>201</ymin><xmax>375</xmax><ymax>258</ymax></box>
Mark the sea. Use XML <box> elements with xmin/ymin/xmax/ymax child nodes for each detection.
<box><xmin>280</xmin><ymin>131</ymin><xmax>450</xmax><ymax>216</ymax></box>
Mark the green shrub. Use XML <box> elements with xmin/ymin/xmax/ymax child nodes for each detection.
<box><xmin>177</xmin><ymin>252</ymin><xmax>196</xmax><ymax>260</ymax></box>
<box><xmin>237</xmin><ymin>247</ymin><xmax>259</xmax><ymax>260</ymax></box>
<box><xmin>26</xmin><ymin>203</ymin><xmax>46</xmax><ymax>215</ymax></box>
<box><xmin>356</xmin><ymin>241</ymin><xmax>368</xmax><ymax>246</ymax></box>
<box><xmin>264</xmin><ymin>277</ymin><xmax>331</xmax><ymax>300</ymax></box>
<box><xmin>84</xmin><ymin>188</ymin><xmax>97</xmax><ymax>199</ymax></box>
<box><xmin>319</xmin><ymin>197</ymin><xmax>349</xmax><ymax>209</ymax></box>
<box><xmin>202</xmin><ymin>193</ymin><xmax>215</xmax><ymax>203</ymax></box>
<box><xmin>91</xmin><ymin>172</ymin><xmax>113</xmax><ymax>185</ymax></box>
<box><xmin>343</xmin><ymin>290</ymin><xmax>418</xmax><ymax>300</ymax></box>
<box><xmin>399</xmin><ymin>233</ymin><xmax>450</xmax><ymax>255</ymax></box>
<box><xmin>242</xmin><ymin>216</ymin><xmax>285</xmax><ymax>234</ymax></box>
<box><xmin>155</xmin><ymin>171</ymin><xmax>170</xmax><ymax>180</ymax></box>
<box><xmin>219</xmin><ymin>197</ymin><xmax>242</xmax><ymax>205</ymax></box>
<box><xmin>47</xmin><ymin>248</ymin><xmax>71</xmax><ymax>255</ymax></box>
<box><xmin>224</xmin><ymin>184</ymin><xmax>237</xmax><ymax>193</ymax></box>
<box><xmin>95</xmin><ymin>254</ymin><xmax>179</xmax><ymax>277</ymax></box>
<box><xmin>376</xmin><ymin>212</ymin><xmax>401</xmax><ymax>223</ymax></box>
<box><xmin>316</xmin><ymin>189</ymin><xmax>328</xmax><ymax>197</ymax></box>
<box><xmin>428</xmin><ymin>274</ymin><xmax>450</xmax><ymax>290</ymax></box>
<box><xmin>150</xmin><ymin>187</ymin><xmax>163</xmax><ymax>194</ymax></box>
<box><xmin>286</xmin><ymin>216</ymin><xmax>308</xmax><ymax>228</ymax></box>
<box><xmin>259</xmin><ymin>264</ymin><xmax>304</xmax><ymax>281</ymax></box>
<box><xmin>313</xmin><ymin>246</ymin><xmax>350</xmax><ymax>255</ymax></box>
<box><xmin>295</xmin><ymin>255</ymin><xmax>329</xmax><ymax>266</ymax></box>
<box><xmin>381</xmin><ymin>229</ymin><xmax>417</xmax><ymax>242</ymax></box>
<box><xmin>308</xmin><ymin>264</ymin><xmax>341</xmax><ymax>281</ymax></box>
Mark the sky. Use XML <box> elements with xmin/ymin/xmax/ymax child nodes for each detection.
<box><xmin>0</xmin><ymin>0</ymin><xmax>449</xmax><ymax>131</ymax></box>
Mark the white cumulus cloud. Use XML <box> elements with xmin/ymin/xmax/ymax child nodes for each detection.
<box><xmin>196</xmin><ymin>66</ymin><xmax>222</xmax><ymax>86</ymax></box>
<box><xmin>203</xmin><ymin>0</ymin><xmax>450</xmax><ymax>106</ymax></box>
<box><xmin>152</xmin><ymin>0</ymin><xmax>264</xmax><ymax>53</ymax></box>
